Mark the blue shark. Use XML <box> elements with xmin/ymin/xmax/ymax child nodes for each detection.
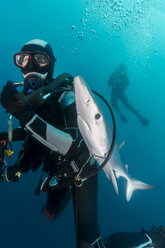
<box><xmin>74</xmin><ymin>75</ymin><xmax>155</xmax><ymax>201</ymax></box>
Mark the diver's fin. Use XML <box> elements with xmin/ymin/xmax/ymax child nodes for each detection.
<box><xmin>42</xmin><ymin>206</ymin><xmax>56</xmax><ymax>221</ymax></box>
<box><xmin>102</xmin><ymin>231</ymin><xmax>154</xmax><ymax>248</ymax></box>
<box><xmin>103</xmin><ymin>162</ymin><xmax>119</xmax><ymax>196</ymax></box>
<box><xmin>41</xmin><ymin>187</ymin><xmax>72</xmax><ymax>221</ymax></box>
<box><xmin>126</xmin><ymin>179</ymin><xmax>157</xmax><ymax>201</ymax></box>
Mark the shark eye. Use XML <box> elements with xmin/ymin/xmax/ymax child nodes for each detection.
<box><xmin>95</xmin><ymin>113</ymin><xmax>101</xmax><ymax>120</ymax></box>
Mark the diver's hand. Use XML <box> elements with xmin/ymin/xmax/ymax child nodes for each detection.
<box><xmin>0</xmin><ymin>81</ymin><xmax>26</xmax><ymax>118</ymax></box>
<box><xmin>0</xmin><ymin>81</ymin><xmax>18</xmax><ymax>109</ymax></box>
<box><xmin>14</xmin><ymin>89</ymin><xmax>46</xmax><ymax>108</ymax></box>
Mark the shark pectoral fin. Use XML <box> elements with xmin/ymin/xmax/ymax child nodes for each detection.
<box><xmin>126</xmin><ymin>179</ymin><xmax>157</xmax><ymax>202</ymax></box>
<box><xmin>115</xmin><ymin>171</ymin><xmax>120</xmax><ymax>179</ymax></box>
<box><xmin>126</xmin><ymin>182</ymin><xmax>134</xmax><ymax>202</ymax></box>
<box><xmin>103</xmin><ymin>162</ymin><xmax>119</xmax><ymax>196</ymax></box>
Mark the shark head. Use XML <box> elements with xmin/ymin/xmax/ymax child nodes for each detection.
<box><xmin>75</xmin><ymin>76</ymin><xmax>103</xmax><ymax>130</ymax></box>
<box><xmin>74</xmin><ymin>76</ymin><xmax>109</xmax><ymax>156</ymax></box>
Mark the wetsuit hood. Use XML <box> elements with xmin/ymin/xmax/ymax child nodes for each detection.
<box><xmin>21</xmin><ymin>39</ymin><xmax>56</xmax><ymax>82</ymax></box>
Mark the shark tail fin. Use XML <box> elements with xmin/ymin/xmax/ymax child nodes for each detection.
<box><xmin>103</xmin><ymin>162</ymin><xmax>119</xmax><ymax>196</ymax></box>
<box><xmin>126</xmin><ymin>179</ymin><xmax>156</xmax><ymax>201</ymax></box>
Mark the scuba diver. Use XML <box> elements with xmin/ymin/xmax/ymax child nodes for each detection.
<box><xmin>0</xmin><ymin>40</ymin><xmax>163</xmax><ymax>248</ymax></box>
<box><xmin>108</xmin><ymin>64</ymin><xmax>150</xmax><ymax>126</ymax></box>
<box><xmin>0</xmin><ymin>39</ymin><xmax>103</xmax><ymax>248</ymax></box>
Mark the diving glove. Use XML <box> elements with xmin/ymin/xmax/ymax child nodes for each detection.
<box><xmin>0</xmin><ymin>81</ymin><xmax>25</xmax><ymax>118</ymax></box>
<box><xmin>5</xmin><ymin>166</ymin><xmax>21</xmax><ymax>182</ymax></box>
<box><xmin>1</xmin><ymin>81</ymin><xmax>18</xmax><ymax>109</ymax></box>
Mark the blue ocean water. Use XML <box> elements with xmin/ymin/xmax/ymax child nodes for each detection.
<box><xmin>0</xmin><ymin>0</ymin><xmax>165</xmax><ymax>247</ymax></box>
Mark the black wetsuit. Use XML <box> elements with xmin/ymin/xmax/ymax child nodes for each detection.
<box><xmin>0</xmin><ymin>76</ymin><xmax>161</xmax><ymax>248</ymax></box>
<box><xmin>0</xmin><ymin>75</ymin><xmax>101</xmax><ymax>248</ymax></box>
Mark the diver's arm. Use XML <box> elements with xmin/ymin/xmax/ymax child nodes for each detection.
<box><xmin>24</xmin><ymin>114</ymin><xmax>73</xmax><ymax>155</ymax></box>
<box><xmin>23</xmin><ymin>90</ymin><xmax>78</xmax><ymax>156</ymax></box>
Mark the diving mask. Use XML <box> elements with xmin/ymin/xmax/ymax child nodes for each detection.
<box><xmin>14</xmin><ymin>51</ymin><xmax>50</xmax><ymax>69</ymax></box>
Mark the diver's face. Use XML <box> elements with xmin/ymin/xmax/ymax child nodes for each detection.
<box><xmin>21</xmin><ymin>51</ymin><xmax>50</xmax><ymax>79</ymax></box>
